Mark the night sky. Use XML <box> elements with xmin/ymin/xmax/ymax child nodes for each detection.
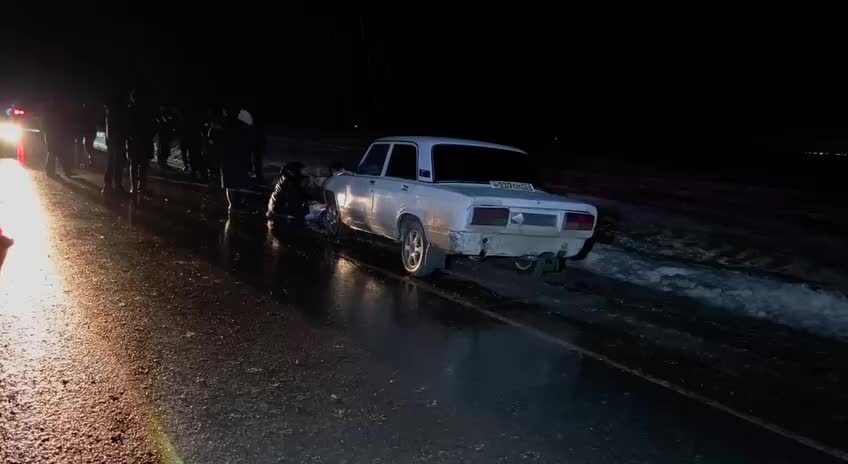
<box><xmin>2</xmin><ymin>5</ymin><xmax>848</xmax><ymax>159</ymax></box>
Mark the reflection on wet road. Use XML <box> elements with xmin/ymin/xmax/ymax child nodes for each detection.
<box><xmin>0</xmin><ymin>159</ymin><xmax>842</xmax><ymax>463</ymax></box>
<box><xmin>0</xmin><ymin>161</ymin><xmax>158</xmax><ymax>462</ymax></box>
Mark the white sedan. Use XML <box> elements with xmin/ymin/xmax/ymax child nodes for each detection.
<box><xmin>323</xmin><ymin>136</ymin><xmax>598</xmax><ymax>276</ymax></box>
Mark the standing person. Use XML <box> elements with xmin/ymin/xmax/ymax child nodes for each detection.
<box><xmin>217</xmin><ymin>106</ymin><xmax>253</xmax><ymax>215</ymax></box>
<box><xmin>127</xmin><ymin>88</ymin><xmax>154</xmax><ymax>195</ymax></box>
<box><xmin>242</xmin><ymin>106</ymin><xmax>265</xmax><ymax>184</ymax></box>
<box><xmin>82</xmin><ymin>102</ymin><xmax>99</xmax><ymax>167</ymax></box>
<box><xmin>204</xmin><ymin>106</ymin><xmax>223</xmax><ymax>187</ymax></box>
<box><xmin>155</xmin><ymin>105</ymin><xmax>175</xmax><ymax>169</ymax></box>
<box><xmin>180</xmin><ymin>101</ymin><xmax>206</xmax><ymax>180</ymax></box>
<box><xmin>74</xmin><ymin>102</ymin><xmax>98</xmax><ymax>167</ymax></box>
<box><xmin>103</xmin><ymin>90</ymin><xmax>128</xmax><ymax>195</ymax></box>
<box><xmin>43</xmin><ymin>96</ymin><xmax>75</xmax><ymax>177</ymax></box>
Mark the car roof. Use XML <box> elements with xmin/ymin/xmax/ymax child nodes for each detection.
<box><xmin>374</xmin><ymin>136</ymin><xmax>527</xmax><ymax>154</ymax></box>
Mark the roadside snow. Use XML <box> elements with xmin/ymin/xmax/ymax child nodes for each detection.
<box><xmin>305</xmin><ymin>202</ymin><xmax>325</xmax><ymax>222</ymax></box>
<box><xmin>572</xmin><ymin>244</ymin><xmax>848</xmax><ymax>338</ymax></box>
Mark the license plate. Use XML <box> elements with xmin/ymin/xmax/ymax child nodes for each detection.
<box><xmin>490</xmin><ymin>181</ymin><xmax>535</xmax><ymax>192</ymax></box>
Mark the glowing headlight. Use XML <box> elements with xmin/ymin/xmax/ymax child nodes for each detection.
<box><xmin>0</xmin><ymin>123</ymin><xmax>22</xmax><ymax>144</ymax></box>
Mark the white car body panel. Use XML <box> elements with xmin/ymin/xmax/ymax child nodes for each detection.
<box><xmin>324</xmin><ymin>137</ymin><xmax>598</xmax><ymax>259</ymax></box>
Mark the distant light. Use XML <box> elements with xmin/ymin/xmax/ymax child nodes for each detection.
<box><xmin>554</xmin><ymin>136</ymin><xmax>559</xmax><ymax>141</ymax></box>
<box><xmin>12</xmin><ymin>109</ymin><xmax>25</xmax><ymax>116</ymax></box>
<box><xmin>353</xmin><ymin>124</ymin><xmax>359</xmax><ymax>129</ymax></box>
<box><xmin>0</xmin><ymin>123</ymin><xmax>22</xmax><ymax>144</ymax></box>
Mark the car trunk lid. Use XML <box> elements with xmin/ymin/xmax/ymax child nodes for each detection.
<box><xmin>434</xmin><ymin>183</ymin><xmax>597</xmax><ymax>214</ymax></box>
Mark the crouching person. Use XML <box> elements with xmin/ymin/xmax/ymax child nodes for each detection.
<box><xmin>266</xmin><ymin>162</ymin><xmax>308</xmax><ymax>221</ymax></box>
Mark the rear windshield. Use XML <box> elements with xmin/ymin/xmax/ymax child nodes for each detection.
<box><xmin>431</xmin><ymin>144</ymin><xmax>537</xmax><ymax>184</ymax></box>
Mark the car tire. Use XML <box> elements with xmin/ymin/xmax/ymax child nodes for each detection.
<box><xmin>400</xmin><ymin>217</ymin><xmax>444</xmax><ymax>277</ymax></box>
<box><xmin>513</xmin><ymin>258</ymin><xmax>546</xmax><ymax>277</ymax></box>
<box><xmin>324</xmin><ymin>190</ymin><xmax>347</xmax><ymax>240</ymax></box>
<box><xmin>513</xmin><ymin>258</ymin><xmax>536</xmax><ymax>272</ymax></box>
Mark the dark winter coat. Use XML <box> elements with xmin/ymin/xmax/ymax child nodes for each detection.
<box><xmin>42</xmin><ymin>101</ymin><xmax>74</xmax><ymax>150</ymax></box>
<box><xmin>266</xmin><ymin>162</ymin><xmax>308</xmax><ymax>219</ymax></box>
<box><xmin>127</xmin><ymin>99</ymin><xmax>155</xmax><ymax>160</ymax></box>
<box><xmin>105</xmin><ymin>95</ymin><xmax>128</xmax><ymax>141</ymax></box>
<box><xmin>217</xmin><ymin>115</ymin><xmax>251</xmax><ymax>190</ymax></box>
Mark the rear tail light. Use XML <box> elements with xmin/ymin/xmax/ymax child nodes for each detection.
<box><xmin>471</xmin><ymin>207</ymin><xmax>510</xmax><ymax>226</ymax></box>
<box><xmin>563</xmin><ymin>212</ymin><xmax>595</xmax><ymax>230</ymax></box>
<box><xmin>12</xmin><ymin>109</ymin><xmax>25</xmax><ymax>116</ymax></box>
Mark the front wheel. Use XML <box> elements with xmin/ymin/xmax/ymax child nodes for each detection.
<box><xmin>400</xmin><ymin>218</ymin><xmax>444</xmax><ymax>277</ymax></box>
<box><xmin>323</xmin><ymin>190</ymin><xmax>346</xmax><ymax>239</ymax></box>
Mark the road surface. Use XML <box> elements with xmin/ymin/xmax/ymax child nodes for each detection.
<box><xmin>0</xmin><ymin>158</ymin><xmax>843</xmax><ymax>463</ymax></box>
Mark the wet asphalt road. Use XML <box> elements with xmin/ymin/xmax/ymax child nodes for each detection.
<box><xmin>0</xmin><ymin>159</ymin><xmax>843</xmax><ymax>463</ymax></box>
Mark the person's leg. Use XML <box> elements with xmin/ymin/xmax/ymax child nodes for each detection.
<box><xmin>114</xmin><ymin>141</ymin><xmax>126</xmax><ymax>191</ymax></box>
<box><xmin>59</xmin><ymin>144</ymin><xmax>75</xmax><ymax>176</ymax></box>
<box><xmin>157</xmin><ymin>133</ymin><xmax>169</xmax><ymax>168</ymax></box>
<box><xmin>252</xmin><ymin>149</ymin><xmax>264</xmax><ymax>183</ymax></box>
<box><xmin>45</xmin><ymin>148</ymin><xmax>56</xmax><ymax>176</ymax></box>
<box><xmin>180</xmin><ymin>137</ymin><xmax>190</xmax><ymax>172</ymax></box>
<box><xmin>130</xmin><ymin>157</ymin><xmax>144</xmax><ymax>194</ymax></box>
<box><xmin>103</xmin><ymin>139</ymin><xmax>116</xmax><ymax>189</ymax></box>
<box><xmin>75</xmin><ymin>136</ymin><xmax>85</xmax><ymax>168</ymax></box>
<box><xmin>138</xmin><ymin>158</ymin><xmax>149</xmax><ymax>192</ymax></box>
<box><xmin>128</xmin><ymin>142</ymin><xmax>140</xmax><ymax>193</ymax></box>
<box><xmin>85</xmin><ymin>131</ymin><xmax>96</xmax><ymax>164</ymax></box>
<box><xmin>188</xmin><ymin>136</ymin><xmax>204</xmax><ymax>177</ymax></box>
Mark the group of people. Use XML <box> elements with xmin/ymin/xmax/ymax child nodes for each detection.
<box><xmin>43</xmin><ymin>88</ymin><xmax>265</xmax><ymax>213</ymax></box>
<box><xmin>42</xmin><ymin>98</ymin><xmax>99</xmax><ymax>178</ymax></box>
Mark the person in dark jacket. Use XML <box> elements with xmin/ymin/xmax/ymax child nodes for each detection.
<box><xmin>155</xmin><ymin>105</ymin><xmax>176</xmax><ymax>169</ymax></box>
<box><xmin>127</xmin><ymin>89</ymin><xmax>154</xmax><ymax>194</ymax></box>
<box><xmin>180</xmin><ymin>102</ymin><xmax>205</xmax><ymax>180</ymax></box>
<box><xmin>246</xmin><ymin>108</ymin><xmax>265</xmax><ymax>184</ymax></box>
<box><xmin>43</xmin><ymin>96</ymin><xmax>75</xmax><ymax>177</ymax></box>
<box><xmin>216</xmin><ymin>106</ymin><xmax>253</xmax><ymax>214</ymax></box>
<box><xmin>266</xmin><ymin>161</ymin><xmax>308</xmax><ymax>220</ymax></box>
<box><xmin>76</xmin><ymin>102</ymin><xmax>98</xmax><ymax>167</ymax></box>
<box><xmin>103</xmin><ymin>91</ymin><xmax>128</xmax><ymax>194</ymax></box>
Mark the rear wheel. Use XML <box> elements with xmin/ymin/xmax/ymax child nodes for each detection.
<box><xmin>513</xmin><ymin>258</ymin><xmax>536</xmax><ymax>272</ymax></box>
<box><xmin>513</xmin><ymin>257</ymin><xmax>545</xmax><ymax>277</ymax></box>
<box><xmin>513</xmin><ymin>254</ymin><xmax>560</xmax><ymax>277</ymax></box>
<box><xmin>400</xmin><ymin>218</ymin><xmax>444</xmax><ymax>277</ymax></box>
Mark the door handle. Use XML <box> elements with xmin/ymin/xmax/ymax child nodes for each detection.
<box><xmin>401</xmin><ymin>185</ymin><xmax>409</xmax><ymax>191</ymax></box>
<box><xmin>369</xmin><ymin>180</ymin><xmax>376</xmax><ymax>184</ymax></box>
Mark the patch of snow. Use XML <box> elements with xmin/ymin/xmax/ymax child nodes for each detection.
<box><xmin>573</xmin><ymin>244</ymin><xmax>848</xmax><ymax>338</ymax></box>
<box><xmin>305</xmin><ymin>202</ymin><xmax>326</xmax><ymax>223</ymax></box>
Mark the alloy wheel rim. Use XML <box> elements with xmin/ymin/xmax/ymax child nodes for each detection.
<box><xmin>403</xmin><ymin>229</ymin><xmax>424</xmax><ymax>270</ymax></box>
<box><xmin>327</xmin><ymin>204</ymin><xmax>339</xmax><ymax>233</ymax></box>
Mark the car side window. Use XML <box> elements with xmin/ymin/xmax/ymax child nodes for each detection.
<box><xmin>385</xmin><ymin>144</ymin><xmax>417</xmax><ymax>180</ymax></box>
<box><xmin>355</xmin><ymin>144</ymin><xmax>390</xmax><ymax>176</ymax></box>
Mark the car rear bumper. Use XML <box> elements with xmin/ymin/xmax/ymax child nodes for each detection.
<box><xmin>429</xmin><ymin>228</ymin><xmax>590</xmax><ymax>259</ymax></box>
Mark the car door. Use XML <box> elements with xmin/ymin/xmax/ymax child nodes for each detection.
<box><xmin>347</xmin><ymin>143</ymin><xmax>390</xmax><ymax>231</ymax></box>
<box><xmin>373</xmin><ymin>143</ymin><xmax>418</xmax><ymax>239</ymax></box>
